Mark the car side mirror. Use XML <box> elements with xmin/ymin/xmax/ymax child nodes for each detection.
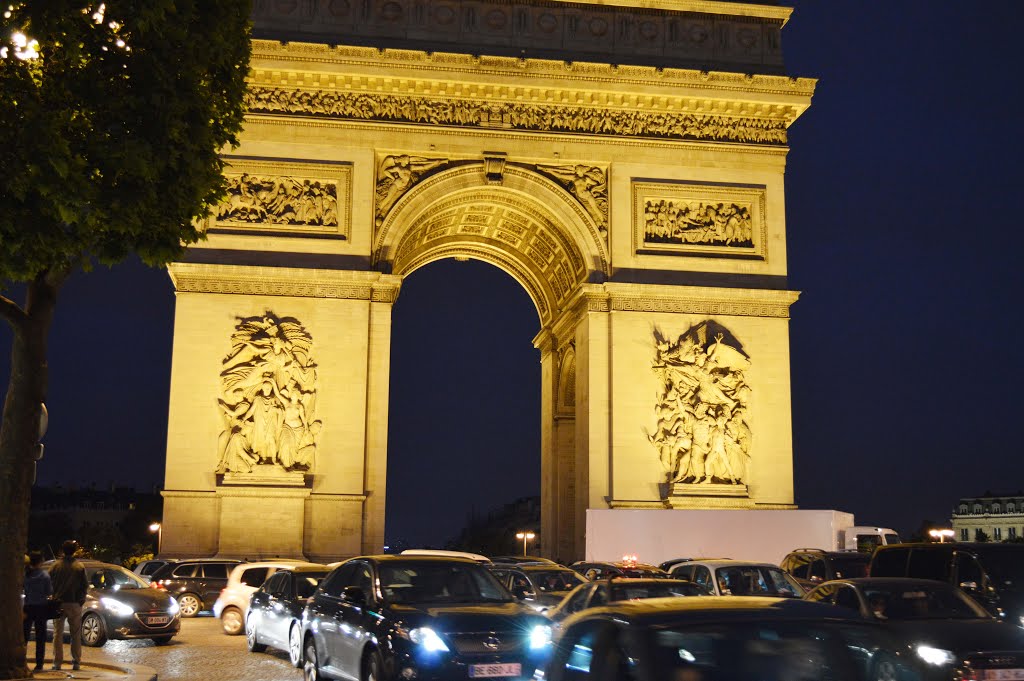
<box><xmin>341</xmin><ymin>586</ymin><xmax>366</xmax><ymax>605</ymax></box>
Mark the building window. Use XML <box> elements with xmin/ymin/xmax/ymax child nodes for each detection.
<box><xmin>994</xmin><ymin>527</ymin><xmax>1003</xmax><ymax>541</ymax></box>
<box><xmin>959</xmin><ymin>505</ymin><xmax>968</xmax><ymax>514</ymax></box>
<box><xmin>1009</xmin><ymin>504</ymin><xmax>1016</xmax><ymax>513</ymax></box>
<box><xmin>974</xmin><ymin>504</ymin><xmax>983</xmax><ymax>514</ymax></box>
<box><xmin>961</xmin><ymin>528</ymin><xmax>970</xmax><ymax>541</ymax></box>
<box><xmin>1010</xmin><ymin>527</ymin><xmax>1018</xmax><ymax>540</ymax></box>
<box><xmin>993</xmin><ymin>504</ymin><xmax>1001</xmax><ymax>513</ymax></box>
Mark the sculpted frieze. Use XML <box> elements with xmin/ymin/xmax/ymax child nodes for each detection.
<box><xmin>215</xmin><ymin>313</ymin><xmax>323</xmax><ymax>476</ymax></box>
<box><xmin>646</xmin><ymin>321</ymin><xmax>752</xmax><ymax>488</ymax></box>
<box><xmin>534</xmin><ymin>164</ymin><xmax>608</xmax><ymax>235</ymax></box>
<box><xmin>375</xmin><ymin>155</ymin><xmax>452</xmax><ymax>226</ymax></box>
<box><xmin>245</xmin><ymin>86</ymin><xmax>789</xmax><ymax>145</ymax></box>
<box><xmin>644</xmin><ymin>199</ymin><xmax>753</xmax><ymax>248</ymax></box>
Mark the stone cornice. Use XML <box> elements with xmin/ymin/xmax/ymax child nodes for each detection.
<box><xmin>167</xmin><ymin>263</ymin><xmax>402</xmax><ymax>302</ymax></box>
<box><xmin>545</xmin><ymin>0</ymin><xmax>793</xmax><ymax>25</ymax></box>
<box><xmin>565</xmin><ymin>282</ymin><xmax>799</xmax><ymax>318</ymax></box>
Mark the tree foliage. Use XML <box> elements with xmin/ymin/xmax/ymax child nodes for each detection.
<box><xmin>0</xmin><ymin>2</ymin><xmax>251</xmax><ymax>677</ymax></box>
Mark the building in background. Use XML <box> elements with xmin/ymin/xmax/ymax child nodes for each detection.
<box><xmin>951</xmin><ymin>493</ymin><xmax>1024</xmax><ymax>542</ymax></box>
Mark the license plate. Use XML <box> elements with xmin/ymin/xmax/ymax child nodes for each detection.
<box><xmin>982</xmin><ymin>671</ymin><xmax>1024</xmax><ymax>681</ymax></box>
<box><xmin>469</xmin><ymin>663</ymin><xmax>521</xmax><ymax>678</ymax></box>
<box><xmin>146</xmin><ymin>616</ymin><xmax>170</xmax><ymax>625</ymax></box>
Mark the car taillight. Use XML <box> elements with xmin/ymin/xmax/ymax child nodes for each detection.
<box><xmin>152</xmin><ymin>581</ymin><xmax>165</xmax><ymax>590</ymax></box>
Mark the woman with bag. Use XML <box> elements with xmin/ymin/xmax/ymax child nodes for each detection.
<box><xmin>23</xmin><ymin>550</ymin><xmax>54</xmax><ymax>671</ymax></box>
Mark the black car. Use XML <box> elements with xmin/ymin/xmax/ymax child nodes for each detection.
<box><xmin>571</xmin><ymin>561</ymin><xmax>669</xmax><ymax>580</ymax></box>
<box><xmin>781</xmin><ymin>548</ymin><xmax>870</xmax><ymax>590</ymax></box>
<box><xmin>149</xmin><ymin>558</ymin><xmax>243</xmax><ymax>617</ymax></box>
<box><xmin>246</xmin><ymin>565</ymin><xmax>330</xmax><ymax>667</ymax></box>
<box><xmin>545</xmin><ymin>578</ymin><xmax>710</xmax><ymax>629</ymax></box>
<box><xmin>300</xmin><ymin>555</ymin><xmax>554</xmax><ymax>681</ymax></box>
<box><xmin>543</xmin><ymin>596</ymin><xmax>921</xmax><ymax>681</ymax></box>
<box><xmin>45</xmin><ymin>560</ymin><xmax>181</xmax><ymax>646</ymax></box>
<box><xmin>805</xmin><ymin>577</ymin><xmax>1024</xmax><ymax>680</ymax></box>
<box><xmin>488</xmin><ymin>563</ymin><xmax>587</xmax><ymax>611</ymax></box>
<box><xmin>869</xmin><ymin>542</ymin><xmax>1024</xmax><ymax>624</ymax></box>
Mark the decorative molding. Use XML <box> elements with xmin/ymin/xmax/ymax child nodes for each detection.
<box><xmin>633</xmin><ymin>180</ymin><xmax>767</xmax><ymax>260</ymax></box>
<box><xmin>246</xmin><ymin>85</ymin><xmax>790</xmax><ymax>145</ymax></box>
<box><xmin>564</xmin><ymin>283</ymin><xmax>799</xmax><ymax>319</ymax></box>
<box><xmin>206</xmin><ymin>157</ymin><xmax>351</xmax><ymax>239</ymax></box>
<box><xmin>167</xmin><ymin>263</ymin><xmax>402</xmax><ymax>301</ymax></box>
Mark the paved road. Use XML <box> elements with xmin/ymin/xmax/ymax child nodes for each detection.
<box><xmin>68</xmin><ymin>614</ymin><xmax>302</xmax><ymax>681</ymax></box>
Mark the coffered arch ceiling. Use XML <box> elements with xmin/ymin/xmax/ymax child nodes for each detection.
<box><xmin>374</xmin><ymin>164</ymin><xmax>608</xmax><ymax>325</ymax></box>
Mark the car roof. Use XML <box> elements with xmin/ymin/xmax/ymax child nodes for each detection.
<box><xmin>285</xmin><ymin>565</ymin><xmax>332</xmax><ymax>574</ymax></box>
<box><xmin>679</xmin><ymin>559</ymin><xmax>781</xmax><ymax>568</ymax></box>
<box><xmin>43</xmin><ymin>559</ymin><xmax>129</xmax><ymax>569</ymax></box>
<box><xmin>399</xmin><ymin>549</ymin><xmax>491</xmax><ymax>562</ymax></box>
<box><xmin>355</xmin><ymin>554</ymin><xmax>483</xmax><ymax>564</ymax></box>
<box><xmin>603</xmin><ymin>578</ymin><xmax>697</xmax><ymax>586</ymax></box>
<box><xmin>231</xmin><ymin>560</ymin><xmax>323</xmax><ymax>573</ymax></box>
<box><xmin>566</xmin><ymin>596</ymin><xmax>866</xmax><ymax>625</ymax></box>
<box><xmin>496</xmin><ymin>563</ymin><xmax>577</xmax><ymax>572</ymax></box>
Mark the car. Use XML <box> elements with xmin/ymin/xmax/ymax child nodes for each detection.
<box><xmin>542</xmin><ymin>596</ymin><xmax>921</xmax><ymax>681</ymax></box>
<box><xmin>148</xmin><ymin>558</ymin><xmax>243</xmax><ymax>617</ymax></box>
<box><xmin>490</xmin><ymin>555</ymin><xmax>557</xmax><ymax>565</ymax></box>
<box><xmin>571</xmin><ymin>560</ymin><xmax>669</xmax><ymax>580</ymax></box>
<box><xmin>488</xmin><ymin>562</ymin><xmax>587</xmax><ymax>611</ymax></box>
<box><xmin>668</xmin><ymin>559</ymin><xmax>805</xmax><ymax>597</ymax></box>
<box><xmin>781</xmin><ymin>548</ymin><xmax>870</xmax><ymax>589</ymax></box>
<box><xmin>300</xmin><ymin>555</ymin><xmax>554</xmax><ymax>681</ymax></box>
<box><xmin>805</xmin><ymin>577</ymin><xmax>1024</xmax><ymax>680</ymax></box>
<box><xmin>868</xmin><ymin>541</ymin><xmax>1024</xmax><ymax>623</ymax></box>
<box><xmin>132</xmin><ymin>558</ymin><xmax>178</xmax><ymax>585</ymax></box>
<box><xmin>245</xmin><ymin>564</ymin><xmax>331</xmax><ymax>667</ymax></box>
<box><xmin>545</xmin><ymin>577</ymin><xmax>710</xmax><ymax>630</ymax></box>
<box><xmin>400</xmin><ymin>548</ymin><xmax>492</xmax><ymax>563</ymax></box>
<box><xmin>44</xmin><ymin>560</ymin><xmax>181</xmax><ymax>647</ymax></box>
<box><xmin>213</xmin><ymin>559</ymin><xmax>322</xmax><ymax>635</ymax></box>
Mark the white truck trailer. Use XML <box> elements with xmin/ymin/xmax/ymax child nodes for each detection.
<box><xmin>586</xmin><ymin>509</ymin><xmax>897</xmax><ymax>567</ymax></box>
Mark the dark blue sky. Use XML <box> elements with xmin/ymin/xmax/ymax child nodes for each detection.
<box><xmin>3</xmin><ymin>2</ymin><xmax>1023</xmax><ymax>549</ymax></box>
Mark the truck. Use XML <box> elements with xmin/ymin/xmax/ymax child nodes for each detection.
<box><xmin>586</xmin><ymin>509</ymin><xmax>900</xmax><ymax>567</ymax></box>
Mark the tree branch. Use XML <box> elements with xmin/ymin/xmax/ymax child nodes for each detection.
<box><xmin>0</xmin><ymin>293</ymin><xmax>27</xmax><ymax>328</ymax></box>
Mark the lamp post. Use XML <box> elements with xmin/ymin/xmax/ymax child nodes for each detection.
<box><xmin>149</xmin><ymin>522</ymin><xmax>162</xmax><ymax>556</ymax></box>
<box><xmin>515</xmin><ymin>531</ymin><xmax>535</xmax><ymax>557</ymax></box>
<box><xmin>929</xmin><ymin>528</ymin><xmax>954</xmax><ymax>543</ymax></box>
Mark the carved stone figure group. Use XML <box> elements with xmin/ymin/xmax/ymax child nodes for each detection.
<box><xmin>644</xmin><ymin>200</ymin><xmax>753</xmax><ymax>247</ymax></box>
<box><xmin>647</xmin><ymin>323</ymin><xmax>752</xmax><ymax>486</ymax></box>
<box><xmin>217</xmin><ymin>173</ymin><xmax>338</xmax><ymax>227</ymax></box>
<box><xmin>215</xmin><ymin>314</ymin><xmax>323</xmax><ymax>475</ymax></box>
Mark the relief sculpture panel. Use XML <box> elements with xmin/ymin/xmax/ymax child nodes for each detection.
<box><xmin>646</xmin><ymin>321</ymin><xmax>752</xmax><ymax>493</ymax></box>
<box><xmin>215</xmin><ymin>313</ymin><xmax>323</xmax><ymax>479</ymax></box>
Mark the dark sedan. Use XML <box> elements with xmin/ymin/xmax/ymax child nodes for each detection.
<box><xmin>488</xmin><ymin>563</ymin><xmax>587</xmax><ymax>612</ymax></box>
<box><xmin>300</xmin><ymin>555</ymin><xmax>553</xmax><ymax>681</ymax></box>
<box><xmin>46</xmin><ymin>560</ymin><xmax>181</xmax><ymax>646</ymax></box>
<box><xmin>544</xmin><ymin>597</ymin><xmax>921</xmax><ymax>681</ymax></box>
<box><xmin>805</xmin><ymin>577</ymin><xmax>1024</xmax><ymax>680</ymax></box>
<box><xmin>545</xmin><ymin>577</ymin><xmax>710</xmax><ymax>629</ymax></box>
<box><xmin>246</xmin><ymin>565</ymin><xmax>329</xmax><ymax>667</ymax></box>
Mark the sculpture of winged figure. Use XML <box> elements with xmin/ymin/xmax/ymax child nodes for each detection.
<box><xmin>375</xmin><ymin>155</ymin><xmax>448</xmax><ymax>224</ymax></box>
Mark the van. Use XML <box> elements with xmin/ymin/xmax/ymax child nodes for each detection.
<box><xmin>868</xmin><ymin>542</ymin><xmax>1024</xmax><ymax>623</ymax></box>
<box><xmin>842</xmin><ymin>526</ymin><xmax>901</xmax><ymax>553</ymax></box>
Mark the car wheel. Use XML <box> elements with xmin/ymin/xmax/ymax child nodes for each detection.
<box><xmin>245</xmin><ymin>614</ymin><xmax>266</xmax><ymax>653</ymax></box>
<box><xmin>177</xmin><ymin>593</ymin><xmax>202</xmax><ymax>618</ymax></box>
<box><xmin>363</xmin><ymin>650</ymin><xmax>384</xmax><ymax>681</ymax></box>
<box><xmin>304</xmin><ymin>637</ymin><xmax>322</xmax><ymax>681</ymax></box>
<box><xmin>288</xmin><ymin>623</ymin><xmax>303</xmax><ymax>668</ymax></box>
<box><xmin>870</xmin><ymin>654</ymin><xmax>900</xmax><ymax>681</ymax></box>
<box><xmin>81</xmin><ymin>612</ymin><xmax>107</xmax><ymax>647</ymax></box>
<box><xmin>221</xmin><ymin>606</ymin><xmax>244</xmax><ymax>635</ymax></box>
<box><xmin>151</xmin><ymin>636</ymin><xmax>173</xmax><ymax>646</ymax></box>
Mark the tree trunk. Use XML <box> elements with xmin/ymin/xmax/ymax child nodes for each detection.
<box><xmin>0</xmin><ymin>274</ymin><xmax>59</xmax><ymax>679</ymax></box>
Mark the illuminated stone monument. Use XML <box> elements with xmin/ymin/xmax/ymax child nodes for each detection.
<box><xmin>160</xmin><ymin>0</ymin><xmax>815</xmax><ymax>561</ymax></box>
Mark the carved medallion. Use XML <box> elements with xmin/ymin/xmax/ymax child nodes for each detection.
<box><xmin>646</xmin><ymin>321</ymin><xmax>751</xmax><ymax>489</ymax></box>
<box><xmin>215</xmin><ymin>313</ymin><xmax>323</xmax><ymax>477</ymax></box>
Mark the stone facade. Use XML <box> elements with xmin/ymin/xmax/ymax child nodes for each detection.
<box><xmin>952</xmin><ymin>494</ymin><xmax>1024</xmax><ymax>542</ymax></box>
<box><xmin>161</xmin><ymin>0</ymin><xmax>814</xmax><ymax>561</ymax></box>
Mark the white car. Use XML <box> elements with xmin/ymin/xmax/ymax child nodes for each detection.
<box><xmin>668</xmin><ymin>559</ymin><xmax>805</xmax><ymax>598</ymax></box>
<box><xmin>212</xmin><ymin>560</ymin><xmax>324</xmax><ymax>635</ymax></box>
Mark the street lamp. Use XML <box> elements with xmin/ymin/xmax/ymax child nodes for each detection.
<box><xmin>515</xmin><ymin>531</ymin><xmax>535</xmax><ymax>557</ymax></box>
<box><xmin>149</xmin><ymin>522</ymin><xmax>162</xmax><ymax>555</ymax></box>
<box><xmin>929</xmin><ymin>528</ymin><xmax>954</xmax><ymax>543</ymax></box>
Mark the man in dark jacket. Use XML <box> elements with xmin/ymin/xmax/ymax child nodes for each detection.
<box><xmin>49</xmin><ymin>540</ymin><xmax>88</xmax><ymax>671</ymax></box>
<box><xmin>23</xmin><ymin>551</ymin><xmax>53</xmax><ymax>671</ymax></box>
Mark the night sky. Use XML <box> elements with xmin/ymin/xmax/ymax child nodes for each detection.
<box><xmin>3</xmin><ymin>3</ymin><xmax>1023</xmax><ymax>550</ymax></box>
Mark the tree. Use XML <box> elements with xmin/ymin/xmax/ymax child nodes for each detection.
<box><xmin>0</xmin><ymin>2</ymin><xmax>250</xmax><ymax>676</ymax></box>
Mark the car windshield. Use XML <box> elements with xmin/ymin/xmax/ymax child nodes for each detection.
<box><xmin>379</xmin><ymin>562</ymin><xmax>513</xmax><ymax>604</ymax></box>
<box><xmin>610</xmin><ymin>582</ymin><xmax>707</xmax><ymax>600</ymax></box>
<box><xmin>296</xmin><ymin>572</ymin><xmax>328</xmax><ymax>599</ymax></box>
<box><xmin>647</xmin><ymin>621</ymin><xmax>913</xmax><ymax>681</ymax></box>
<box><xmin>864</xmin><ymin>584</ymin><xmax>989</xmax><ymax>620</ymax></box>
<box><xmin>716</xmin><ymin>567</ymin><xmax>803</xmax><ymax>597</ymax></box>
<box><xmin>531</xmin><ymin>570</ymin><xmax>585</xmax><ymax>592</ymax></box>
<box><xmin>830</xmin><ymin>555</ymin><xmax>869</xmax><ymax>579</ymax></box>
<box><xmin>88</xmin><ymin>566</ymin><xmax>148</xmax><ymax>591</ymax></box>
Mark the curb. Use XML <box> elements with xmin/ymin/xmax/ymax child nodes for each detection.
<box><xmin>15</xmin><ymin>660</ymin><xmax>157</xmax><ymax>681</ymax></box>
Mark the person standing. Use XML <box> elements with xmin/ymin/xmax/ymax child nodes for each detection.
<box><xmin>23</xmin><ymin>551</ymin><xmax>53</xmax><ymax>671</ymax></box>
<box><xmin>49</xmin><ymin>540</ymin><xmax>88</xmax><ymax>671</ymax></box>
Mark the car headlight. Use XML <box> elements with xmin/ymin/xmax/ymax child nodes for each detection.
<box><xmin>100</xmin><ymin>598</ymin><xmax>135</xmax><ymax>617</ymax></box>
<box><xmin>408</xmin><ymin>627</ymin><xmax>450</xmax><ymax>653</ymax></box>
<box><xmin>916</xmin><ymin>645</ymin><xmax>956</xmax><ymax>666</ymax></box>
<box><xmin>529</xmin><ymin>624</ymin><xmax>553</xmax><ymax>650</ymax></box>
<box><xmin>168</xmin><ymin>598</ymin><xmax>180</xmax><ymax>616</ymax></box>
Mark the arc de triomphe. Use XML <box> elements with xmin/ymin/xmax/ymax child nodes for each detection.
<box><xmin>160</xmin><ymin>0</ymin><xmax>814</xmax><ymax>562</ymax></box>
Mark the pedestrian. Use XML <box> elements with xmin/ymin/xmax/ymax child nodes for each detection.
<box><xmin>49</xmin><ymin>540</ymin><xmax>88</xmax><ymax>671</ymax></box>
<box><xmin>23</xmin><ymin>550</ymin><xmax>53</xmax><ymax>671</ymax></box>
